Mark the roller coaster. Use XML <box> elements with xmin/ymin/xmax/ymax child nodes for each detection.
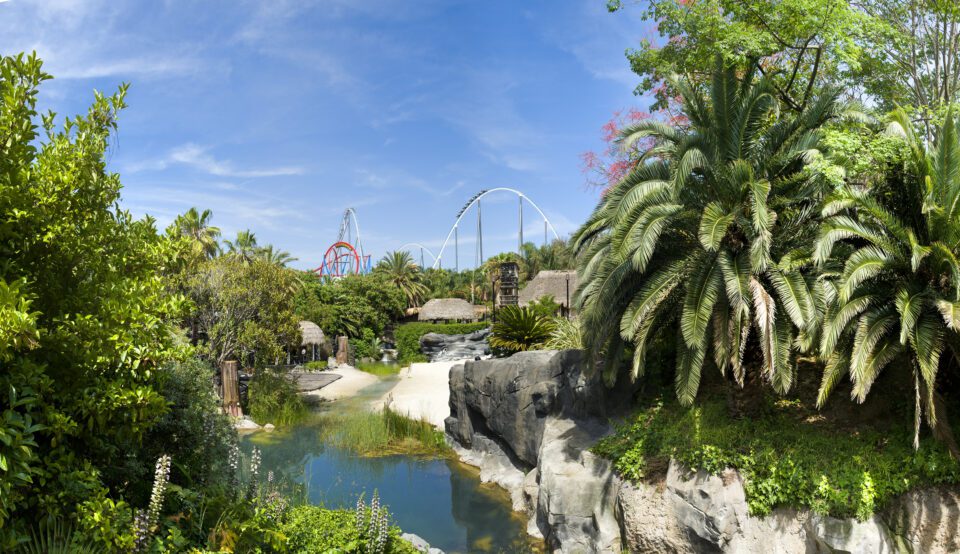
<box><xmin>315</xmin><ymin>188</ymin><xmax>559</xmax><ymax>278</ymax></box>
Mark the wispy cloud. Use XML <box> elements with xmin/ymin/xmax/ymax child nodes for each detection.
<box><xmin>128</xmin><ymin>143</ymin><xmax>303</xmax><ymax>178</ymax></box>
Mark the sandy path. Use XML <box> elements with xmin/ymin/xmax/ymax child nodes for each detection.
<box><xmin>302</xmin><ymin>364</ymin><xmax>379</xmax><ymax>402</ymax></box>
<box><xmin>374</xmin><ymin>361</ymin><xmax>459</xmax><ymax>429</ymax></box>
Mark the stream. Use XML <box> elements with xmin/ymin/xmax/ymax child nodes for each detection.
<box><xmin>240</xmin><ymin>374</ymin><xmax>543</xmax><ymax>553</ymax></box>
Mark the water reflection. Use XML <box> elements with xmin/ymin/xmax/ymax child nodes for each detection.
<box><xmin>241</xmin><ymin>411</ymin><xmax>542</xmax><ymax>553</ymax></box>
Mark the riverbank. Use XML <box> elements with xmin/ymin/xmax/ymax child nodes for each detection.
<box><xmin>302</xmin><ymin>364</ymin><xmax>380</xmax><ymax>402</ymax></box>
<box><xmin>245</xmin><ymin>368</ymin><xmax>544</xmax><ymax>552</ymax></box>
<box><xmin>372</xmin><ymin>361</ymin><xmax>455</xmax><ymax>428</ymax></box>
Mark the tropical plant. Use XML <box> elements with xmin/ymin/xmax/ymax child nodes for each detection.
<box><xmin>173</xmin><ymin>207</ymin><xmax>221</xmax><ymax>259</ymax></box>
<box><xmin>489</xmin><ymin>306</ymin><xmax>556</xmax><ymax>355</ymax></box>
<box><xmin>814</xmin><ymin>108</ymin><xmax>960</xmax><ymax>454</ymax></box>
<box><xmin>574</xmin><ymin>62</ymin><xmax>842</xmax><ymax>403</ymax></box>
<box><xmin>544</xmin><ymin>317</ymin><xmax>583</xmax><ymax>350</ymax></box>
<box><xmin>374</xmin><ymin>251</ymin><xmax>429</xmax><ymax>308</ymax></box>
<box><xmin>256</xmin><ymin>244</ymin><xmax>297</xmax><ymax>267</ymax></box>
<box><xmin>224</xmin><ymin>229</ymin><xmax>259</xmax><ymax>264</ymax></box>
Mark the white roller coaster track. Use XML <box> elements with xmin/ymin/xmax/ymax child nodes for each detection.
<box><xmin>431</xmin><ymin>187</ymin><xmax>560</xmax><ymax>270</ymax></box>
<box><xmin>397</xmin><ymin>242</ymin><xmax>438</xmax><ymax>267</ymax></box>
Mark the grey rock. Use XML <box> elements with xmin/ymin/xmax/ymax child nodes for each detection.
<box><xmin>419</xmin><ymin>329</ymin><xmax>491</xmax><ymax>362</ymax></box>
<box><xmin>447</xmin><ymin>349</ymin><xmax>960</xmax><ymax>553</ymax></box>
<box><xmin>535</xmin><ymin>416</ymin><xmax>621</xmax><ymax>553</ymax></box>
<box><xmin>400</xmin><ymin>532</ymin><xmax>430</xmax><ymax>552</ymax></box>
<box><xmin>234</xmin><ymin>416</ymin><xmax>260</xmax><ymax>431</ymax></box>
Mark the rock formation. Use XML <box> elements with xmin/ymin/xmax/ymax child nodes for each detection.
<box><xmin>419</xmin><ymin>328</ymin><xmax>490</xmax><ymax>362</ymax></box>
<box><xmin>445</xmin><ymin>350</ymin><xmax>960</xmax><ymax>553</ymax></box>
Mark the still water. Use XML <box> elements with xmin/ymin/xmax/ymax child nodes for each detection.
<box><xmin>241</xmin><ymin>377</ymin><xmax>542</xmax><ymax>553</ymax></box>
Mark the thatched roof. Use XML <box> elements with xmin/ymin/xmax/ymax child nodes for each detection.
<box><xmin>418</xmin><ymin>298</ymin><xmax>477</xmax><ymax>321</ymax></box>
<box><xmin>298</xmin><ymin>320</ymin><xmax>325</xmax><ymax>345</ymax></box>
<box><xmin>519</xmin><ymin>270</ymin><xmax>578</xmax><ymax>308</ymax></box>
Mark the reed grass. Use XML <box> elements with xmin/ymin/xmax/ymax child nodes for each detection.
<box><xmin>320</xmin><ymin>405</ymin><xmax>448</xmax><ymax>457</ymax></box>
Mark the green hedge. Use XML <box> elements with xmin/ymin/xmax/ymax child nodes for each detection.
<box><xmin>395</xmin><ymin>322</ymin><xmax>489</xmax><ymax>364</ymax></box>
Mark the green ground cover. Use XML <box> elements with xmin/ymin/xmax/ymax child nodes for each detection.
<box><xmin>595</xmin><ymin>393</ymin><xmax>960</xmax><ymax>520</ymax></box>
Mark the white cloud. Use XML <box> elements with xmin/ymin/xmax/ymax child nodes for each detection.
<box><xmin>129</xmin><ymin>143</ymin><xmax>303</xmax><ymax>178</ymax></box>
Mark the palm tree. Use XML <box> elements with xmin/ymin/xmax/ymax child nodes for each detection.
<box><xmin>223</xmin><ymin>230</ymin><xmax>258</xmax><ymax>264</ymax></box>
<box><xmin>374</xmin><ymin>251</ymin><xmax>429</xmax><ymax>308</ymax></box>
<box><xmin>257</xmin><ymin>244</ymin><xmax>297</xmax><ymax>267</ymax></box>
<box><xmin>574</xmin><ymin>63</ymin><xmax>841</xmax><ymax>405</ymax></box>
<box><xmin>174</xmin><ymin>207</ymin><xmax>220</xmax><ymax>259</ymax></box>
<box><xmin>814</xmin><ymin>108</ymin><xmax>960</xmax><ymax>454</ymax></box>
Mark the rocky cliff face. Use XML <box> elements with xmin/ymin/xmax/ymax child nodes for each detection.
<box><xmin>445</xmin><ymin>350</ymin><xmax>960</xmax><ymax>553</ymax></box>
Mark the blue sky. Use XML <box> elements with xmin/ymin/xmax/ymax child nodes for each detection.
<box><xmin>0</xmin><ymin>0</ymin><xmax>649</xmax><ymax>270</ymax></box>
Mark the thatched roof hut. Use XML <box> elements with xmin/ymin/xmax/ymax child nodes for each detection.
<box><xmin>519</xmin><ymin>270</ymin><xmax>578</xmax><ymax>309</ymax></box>
<box><xmin>298</xmin><ymin>320</ymin><xmax>325</xmax><ymax>345</ymax></box>
<box><xmin>418</xmin><ymin>298</ymin><xmax>477</xmax><ymax>322</ymax></box>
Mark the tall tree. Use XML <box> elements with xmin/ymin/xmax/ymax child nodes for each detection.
<box><xmin>173</xmin><ymin>207</ymin><xmax>220</xmax><ymax>259</ymax></box>
<box><xmin>574</xmin><ymin>63</ymin><xmax>841</xmax><ymax>404</ymax></box>
<box><xmin>374</xmin><ymin>251</ymin><xmax>429</xmax><ymax>308</ymax></box>
<box><xmin>257</xmin><ymin>244</ymin><xmax>297</xmax><ymax>267</ymax></box>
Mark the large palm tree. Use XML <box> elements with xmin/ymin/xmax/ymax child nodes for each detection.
<box><xmin>174</xmin><ymin>207</ymin><xmax>221</xmax><ymax>259</ymax></box>
<box><xmin>375</xmin><ymin>251</ymin><xmax>429</xmax><ymax>308</ymax></box>
<box><xmin>815</xmin><ymin>108</ymin><xmax>960</xmax><ymax>453</ymax></box>
<box><xmin>574</xmin><ymin>63</ymin><xmax>841</xmax><ymax>404</ymax></box>
<box><xmin>223</xmin><ymin>230</ymin><xmax>258</xmax><ymax>264</ymax></box>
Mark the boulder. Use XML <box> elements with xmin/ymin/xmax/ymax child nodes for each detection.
<box><xmin>419</xmin><ymin>329</ymin><xmax>490</xmax><ymax>362</ymax></box>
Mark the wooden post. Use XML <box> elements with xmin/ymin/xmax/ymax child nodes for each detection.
<box><xmin>221</xmin><ymin>360</ymin><xmax>242</xmax><ymax>418</ymax></box>
<box><xmin>336</xmin><ymin>336</ymin><xmax>349</xmax><ymax>365</ymax></box>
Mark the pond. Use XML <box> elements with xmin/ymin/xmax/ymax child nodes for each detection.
<box><xmin>241</xmin><ymin>375</ymin><xmax>543</xmax><ymax>553</ymax></box>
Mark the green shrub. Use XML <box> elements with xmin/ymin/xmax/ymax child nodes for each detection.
<box><xmin>282</xmin><ymin>505</ymin><xmax>417</xmax><ymax>553</ymax></box>
<box><xmin>394</xmin><ymin>322</ymin><xmax>488</xmax><ymax>364</ymax></box>
<box><xmin>247</xmin><ymin>368</ymin><xmax>308</xmax><ymax>426</ymax></box>
<box><xmin>489</xmin><ymin>306</ymin><xmax>555</xmax><ymax>355</ymax></box>
<box><xmin>594</xmin><ymin>396</ymin><xmax>960</xmax><ymax>520</ymax></box>
<box><xmin>303</xmin><ymin>360</ymin><xmax>328</xmax><ymax>371</ymax></box>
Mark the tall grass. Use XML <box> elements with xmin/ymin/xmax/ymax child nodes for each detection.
<box><xmin>247</xmin><ymin>368</ymin><xmax>308</xmax><ymax>426</ymax></box>
<box><xmin>321</xmin><ymin>405</ymin><xmax>447</xmax><ymax>457</ymax></box>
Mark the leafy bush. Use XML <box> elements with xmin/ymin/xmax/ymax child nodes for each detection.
<box><xmin>121</xmin><ymin>359</ymin><xmax>237</xmax><ymax>502</ymax></box>
<box><xmin>281</xmin><ymin>505</ymin><xmax>417</xmax><ymax>554</ymax></box>
<box><xmin>526</xmin><ymin>295</ymin><xmax>561</xmax><ymax>318</ymax></box>
<box><xmin>394</xmin><ymin>322</ymin><xmax>488</xmax><ymax>364</ymax></box>
<box><xmin>303</xmin><ymin>360</ymin><xmax>328</xmax><ymax>371</ymax></box>
<box><xmin>247</xmin><ymin>368</ymin><xmax>308</xmax><ymax>426</ymax></box>
<box><xmin>489</xmin><ymin>306</ymin><xmax>555</xmax><ymax>355</ymax></box>
<box><xmin>594</xmin><ymin>396</ymin><xmax>960</xmax><ymax>520</ymax></box>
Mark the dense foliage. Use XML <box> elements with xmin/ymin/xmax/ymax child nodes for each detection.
<box><xmin>374</xmin><ymin>251</ymin><xmax>429</xmax><ymax>309</ymax></box>
<box><xmin>186</xmin><ymin>257</ymin><xmax>300</xmax><ymax>368</ymax></box>
<box><xmin>575</xmin><ymin>64</ymin><xmax>843</xmax><ymax>402</ymax></box>
<box><xmin>294</xmin><ymin>273</ymin><xmax>405</xmax><ymax>340</ymax></box>
<box><xmin>0</xmin><ymin>53</ymin><xmax>188</xmax><ymax>549</ymax></box>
